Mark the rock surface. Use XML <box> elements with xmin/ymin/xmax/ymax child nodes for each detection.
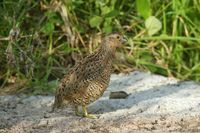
<box><xmin>0</xmin><ymin>71</ymin><xmax>200</xmax><ymax>132</ymax></box>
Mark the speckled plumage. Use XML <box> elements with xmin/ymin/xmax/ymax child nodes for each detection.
<box><xmin>53</xmin><ymin>33</ymin><xmax>126</xmax><ymax>118</ymax></box>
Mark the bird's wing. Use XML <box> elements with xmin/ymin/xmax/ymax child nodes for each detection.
<box><xmin>78</xmin><ymin>54</ymin><xmax>105</xmax><ymax>81</ymax></box>
<box><xmin>55</xmin><ymin>65</ymin><xmax>80</xmax><ymax>95</ymax></box>
<box><xmin>56</xmin><ymin>52</ymin><xmax>106</xmax><ymax>95</ymax></box>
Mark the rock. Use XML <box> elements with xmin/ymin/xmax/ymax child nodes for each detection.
<box><xmin>109</xmin><ymin>91</ymin><xmax>129</xmax><ymax>99</ymax></box>
<box><xmin>37</xmin><ymin>119</ymin><xmax>48</xmax><ymax>127</ymax></box>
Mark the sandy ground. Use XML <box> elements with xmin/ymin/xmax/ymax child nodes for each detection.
<box><xmin>0</xmin><ymin>71</ymin><xmax>200</xmax><ymax>133</ymax></box>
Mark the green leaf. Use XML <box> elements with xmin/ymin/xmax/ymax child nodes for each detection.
<box><xmin>41</xmin><ymin>22</ymin><xmax>54</xmax><ymax>35</ymax></box>
<box><xmin>89</xmin><ymin>16</ymin><xmax>103</xmax><ymax>28</ymax></box>
<box><xmin>140</xmin><ymin>52</ymin><xmax>153</xmax><ymax>61</ymax></box>
<box><xmin>136</xmin><ymin>0</ymin><xmax>151</xmax><ymax>19</ymax></box>
<box><xmin>58</xmin><ymin>43</ymin><xmax>78</xmax><ymax>54</ymax></box>
<box><xmin>145</xmin><ymin>16</ymin><xmax>162</xmax><ymax>36</ymax></box>
<box><xmin>102</xmin><ymin>18</ymin><xmax>112</xmax><ymax>33</ymax></box>
<box><xmin>103</xmin><ymin>25</ymin><xmax>112</xmax><ymax>33</ymax></box>
<box><xmin>138</xmin><ymin>61</ymin><xmax>167</xmax><ymax>75</ymax></box>
<box><xmin>101</xmin><ymin>6</ymin><xmax>111</xmax><ymax>15</ymax></box>
<box><xmin>76</xmin><ymin>25</ymin><xmax>85</xmax><ymax>33</ymax></box>
<box><xmin>105</xmin><ymin>10</ymin><xmax>119</xmax><ymax>18</ymax></box>
<box><xmin>45</xmin><ymin>11</ymin><xmax>57</xmax><ymax>19</ymax></box>
<box><xmin>44</xmin><ymin>11</ymin><xmax>62</xmax><ymax>25</ymax></box>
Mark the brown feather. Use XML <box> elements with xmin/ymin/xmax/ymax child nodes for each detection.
<box><xmin>53</xmin><ymin>33</ymin><xmax>125</xmax><ymax>109</ymax></box>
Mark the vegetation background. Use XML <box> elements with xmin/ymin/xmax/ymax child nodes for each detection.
<box><xmin>0</xmin><ymin>0</ymin><xmax>200</xmax><ymax>94</ymax></box>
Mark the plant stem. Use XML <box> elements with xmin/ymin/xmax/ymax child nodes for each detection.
<box><xmin>133</xmin><ymin>36</ymin><xmax>200</xmax><ymax>42</ymax></box>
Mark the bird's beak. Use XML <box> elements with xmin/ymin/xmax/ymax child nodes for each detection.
<box><xmin>121</xmin><ymin>36</ymin><xmax>127</xmax><ymax>44</ymax></box>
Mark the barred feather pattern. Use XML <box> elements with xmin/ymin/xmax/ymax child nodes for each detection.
<box><xmin>53</xmin><ymin>33</ymin><xmax>123</xmax><ymax>109</ymax></box>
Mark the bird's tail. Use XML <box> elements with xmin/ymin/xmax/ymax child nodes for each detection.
<box><xmin>51</xmin><ymin>94</ymin><xmax>63</xmax><ymax>112</ymax></box>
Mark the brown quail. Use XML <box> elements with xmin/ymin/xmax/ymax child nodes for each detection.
<box><xmin>53</xmin><ymin>33</ymin><xmax>126</xmax><ymax>118</ymax></box>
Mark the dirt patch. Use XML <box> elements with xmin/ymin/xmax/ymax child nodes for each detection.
<box><xmin>1</xmin><ymin>71</ymin><xmax>200</xmax><ymax>132</ymax></box>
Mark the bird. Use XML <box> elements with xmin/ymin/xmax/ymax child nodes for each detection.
<box><xmin>52</xmin><ymin>33</ymin><xmax>126</xmax><ymax>118</ymax></box>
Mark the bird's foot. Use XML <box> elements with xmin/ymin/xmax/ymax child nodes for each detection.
<box><xmin>75</xmin><ymin>105</ymin><xmax>97</xmax><ymax>119</ymax></box>
<box><xmin>75</xmin><ymin>106</ymin><xmax>83</xmax><ymax>117</ymax></box>
<box><xmin>83</xmin><ymin>113</ymin><xmax>97</xmax><ymax>119</ymax></box>
<box><xmin>75</xmin><ymin>112</ymin><xmax>97</xmax><ymax>119</ymax></box>
<box><xmin>75</xmin><ymin>111</ymin><xmax>83</xmax><ymax>117</ymax></box>
<box><xmin>82</xmin><ymin>105</ymin><xmax>97</xmax><ymax>119</ymax></box>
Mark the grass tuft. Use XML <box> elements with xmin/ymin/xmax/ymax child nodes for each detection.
<box><xmin>0</xmin><ymin>0</ymin><xmax>200</xmax><ymax>93</ymax></box>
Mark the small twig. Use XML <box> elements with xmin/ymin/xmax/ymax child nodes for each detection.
<box><xmin>0</xmin><ymin>35</ymin><xmax>33</xmax><ymax>41</ymax></box>
<box><xmin>132</xmin><ymin>36</ymin><xmax>200</xmax><ymax>42</ymax></box>
<box><xmin>0</xmin><ymin>37</ymin><xmax>9</xmax><ymax>41</ymax></box>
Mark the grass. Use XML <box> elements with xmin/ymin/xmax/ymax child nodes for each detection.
<box><xmin>0</xmin><ymin>0</ymin><xmax>200</xmax><ymax>93</ymax></box>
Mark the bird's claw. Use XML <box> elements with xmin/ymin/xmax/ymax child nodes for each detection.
<box><xmin>83</xmin><ymin>113</ymin><xmax>97</xmax><ymax>119</ymax></box>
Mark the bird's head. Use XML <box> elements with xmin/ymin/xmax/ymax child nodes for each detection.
<box><xmin>102</xmin><ymin>33</ymin><xmax>127</xmax><ymax>50</ymax></box>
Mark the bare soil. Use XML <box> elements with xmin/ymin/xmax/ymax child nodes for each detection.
<box><xmin>1</xmin><ymin>71</ymin><xmax>200</xmax><ymax>133</ymax></box>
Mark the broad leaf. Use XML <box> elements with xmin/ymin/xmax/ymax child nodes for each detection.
<box><xmin>145</xmin><ymin>16</ymin><xmax>162</xmax><ymax>36</ymax></box>
<box><xmin>41</xmin><ymin>22</ymin><xmax>54</xmax><ymax>35</ymax></box>
<box><xmin>136</xmin><ymin>0</ymin><xmax>151</xmax><ymax>19</ymax></box>
<box><xmin>89</xmin><ymin>16</ymin><xmax>103</xmax><ymax>28</ymax></box>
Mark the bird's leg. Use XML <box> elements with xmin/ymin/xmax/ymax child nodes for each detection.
<box><xmin>75</xmin><ymin>106</ymin><xmax>83</xmax><ymax>116</ymax></box>
<box><xmin>82</xmin><ymin>105</ymin><xmax>97</xmax><ymax>119</ymax></box>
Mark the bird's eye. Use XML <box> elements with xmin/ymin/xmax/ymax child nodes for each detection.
<box><xmin>116</xmin><ymin>36</ymin><xmax>120</xmax><ymax>39</ymax></box>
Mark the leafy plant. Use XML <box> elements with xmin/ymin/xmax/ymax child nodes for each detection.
<box><xmin>1</xmin><ymin>0</ymin><xmax>200</xmax><ymax>94</ymax></box>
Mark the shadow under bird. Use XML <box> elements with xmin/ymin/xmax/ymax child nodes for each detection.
<box><xmin>53</xmin><ymin>33</ymin><xmax>127</xmax><ymax>118</ymax></box>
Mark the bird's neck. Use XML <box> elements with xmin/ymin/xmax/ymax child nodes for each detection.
<box><xmin>98</xmin><ymin>45</ymin><xmax>116</xmax><ymax>60</ymax></box>
<box><xmin>99</xmin><ymin>40</ymin><xmax>117</xmax><ymax>60</ymax></box>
